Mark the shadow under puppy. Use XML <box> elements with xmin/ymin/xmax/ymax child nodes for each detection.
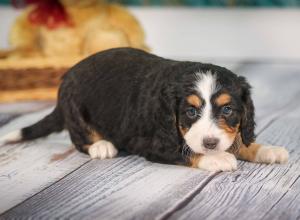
<box><xmin>0</xmin><ymin>48</ymin><xmax>288</xmax><ymax>171</ymax></box>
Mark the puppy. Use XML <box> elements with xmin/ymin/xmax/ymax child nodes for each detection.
<box><xmin>0</xmin><ymin>48</ymin><xmax>288</xmax><ymax>171</ymax></box>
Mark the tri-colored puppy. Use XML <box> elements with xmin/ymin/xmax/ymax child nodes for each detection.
<box><xmin>0</xmin><ymin>48</ymin><xmax>288</xmax><ymax>171</ymax></box>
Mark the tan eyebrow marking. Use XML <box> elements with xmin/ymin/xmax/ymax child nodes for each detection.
<box><xmin>215</xmin><ymin>93</ymin><xmax>231</xmax><ymax>106</ymax></box>
<box><xmin>187</xmin><ymin>95</ymin><xmax>201</xmax><ymax>107</ymax></box>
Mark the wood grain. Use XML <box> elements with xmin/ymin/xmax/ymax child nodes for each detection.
<box><xmin>1</xmin><ymin>156</ymin><xmax>211</xmax><ymax>219</ymax></box>
<box><xmin>0</xmin><ymin>101</ymin><xmax>54</xmax><ymax>114</ymax></box>
<box><xmin>0</xmin><ymin>108</ymin><xmax>90</xmax><ymax>213</ymax></box>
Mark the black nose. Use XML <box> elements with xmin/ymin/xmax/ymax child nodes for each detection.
<box><xmin>203</xmin><ymin>137</ymin><xmax>219</xmax><ymax>149</ymax></box>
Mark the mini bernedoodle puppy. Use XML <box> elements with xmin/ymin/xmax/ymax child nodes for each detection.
<box><xmin>0</xmin><ymin>48</ymin><xmax>289</xmax><ymax>171</ymax></box>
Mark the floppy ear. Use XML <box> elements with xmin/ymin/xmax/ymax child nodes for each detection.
<box><xmin>238</xmin><ymin>76</ymin><xmax>256</xmax><ymax>146</ymax></box>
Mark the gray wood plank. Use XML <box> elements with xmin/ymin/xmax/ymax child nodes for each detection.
<box><xmin>167</xmin><ymin>103</ymin><xmax>300</xmax><ymax>220</ymax></box>
<box><xmin>0</xmin><ymin>109</ymin><xmax>90</xmax><ymax>213</ymax></box>
<box><xmin>0</xmin><ymin>101</ymin><xmax>54</xmax><ymax>114</ymax></box>
<box><xmin>0</xmin><ymin>101</ymin><xmax>54</xmax><ymax>127</ymax></box>
<box><xmin>0</xmin><ymin>114</ymin><xmax>18</xmax><ymax>127</ymax></box>
<box><xmin>0</xmin><ymin>156</ymin><xmax>212</xmax><ymax>219</ymax></box>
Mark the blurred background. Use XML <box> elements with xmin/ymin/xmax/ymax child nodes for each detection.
<box><xmin>0</xmin><ymin>0</ymin><xmax>299</xmax><ymax>104</ymax></box>
<box><xmin>1</xmin><ymin>0</ymin><xmax>300</xmax><ymax>61</ymax></box>
<box><xmin>1</xmin><ymin>0</ymin><xmax>300</xmax><ymax>6</ymax></box>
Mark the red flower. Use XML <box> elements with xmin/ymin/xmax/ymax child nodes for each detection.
<box><xmin>12</xmin><ymin>0</ymin><xmax>72</xmax><ymax>29</ymax></box>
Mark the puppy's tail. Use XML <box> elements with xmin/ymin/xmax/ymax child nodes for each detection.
<box><xmin>0</xmin><ymin>107</ymin><xmax>64</xmax><ymax>144</ymax></box>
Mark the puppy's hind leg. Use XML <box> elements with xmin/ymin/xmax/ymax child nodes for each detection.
<box><xmin>63</xmin><ymin>103</ymin><xmax>93</xmax><ymax>154</ymax></box>
<box><xmin>63</xmin><ymin>102</ymin><xmax>118</xmax><ymax>159</ymax></box>
<box><xmin>66</xmin><ymin>117</ymin><xmax>118</xmax><ymax>159</ymax></box>
<box><xmin>65</xmin><ymin>118</ymin><xmax>92</xmax><ymax>154</ymax></box>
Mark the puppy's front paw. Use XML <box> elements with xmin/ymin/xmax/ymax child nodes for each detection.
<box><xmin>255</xmin><ymin>145</ymin><xmax>288</xmax><ymax>164</ymax></box>
<box><xmin>88</xmin><ymin>140</ymin><xmax>118</xmax><ymax>159</ymax></box>
<box><xmin>198</xmin><ymin>151</ymin><xmax>237</xmax><ymax>172</ymax></box>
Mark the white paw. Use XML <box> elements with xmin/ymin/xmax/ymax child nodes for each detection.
<box><xmin>255</xmin><ymin>145</ymin><xmax>289</xmax><ymax>164</ymax></box>
<box><xmin>198</xmin><ymin>151</ymin><xmax>237</xmax><ymax>172</ymax></box>
<box><xmin>88</xmin><ymin>140</ymin><xmax>118</xmax><ymax>159</ymax></box>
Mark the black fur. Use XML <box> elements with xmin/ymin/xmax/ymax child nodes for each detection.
<box><xmin>238</xmin><ymin>76</ymin><xmax>256</xmax><ymax>146</ymax></box>
<box><xmin>19</xmin><ymin>48</ymin><xmax>255</xmax><ymax>164</ymax></box>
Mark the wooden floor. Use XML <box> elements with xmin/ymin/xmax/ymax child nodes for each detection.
<box><xmin>0</xmin><ymin>62</ymin><xmax>300</xmax><ymax>219</ymax></box>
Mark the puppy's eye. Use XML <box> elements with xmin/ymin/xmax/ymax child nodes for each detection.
<box><xmin>222</xmin><ymin>106</ymin><xmax>232</xmax><ymax>115</ymax></box>
<box><xmin>186</xmin><ymin>107</ymin><xmax>198</xmax><ymax>119</ymax></box>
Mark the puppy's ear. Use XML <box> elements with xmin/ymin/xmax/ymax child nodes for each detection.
<box><xmin>238</xmin><ymin>76</ymin><xmax>256</xmax><ymax>146</ymax></box>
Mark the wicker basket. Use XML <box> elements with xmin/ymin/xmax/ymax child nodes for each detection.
<box><xmin>0</xmin><ymin>55</ymin><xmax>82</xmax><ymax>103</ymax></box>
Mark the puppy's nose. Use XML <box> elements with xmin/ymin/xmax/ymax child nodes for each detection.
<box><xmin>203</xmin><ymin>137</ymin><xmax>219</xmax><ymax>149</ymax></box>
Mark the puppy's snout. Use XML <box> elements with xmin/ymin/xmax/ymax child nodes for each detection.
<box><xmin>203</xmin><ymin>137</ymin><xmax>219</xmax><ymax>149</ymax></box>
